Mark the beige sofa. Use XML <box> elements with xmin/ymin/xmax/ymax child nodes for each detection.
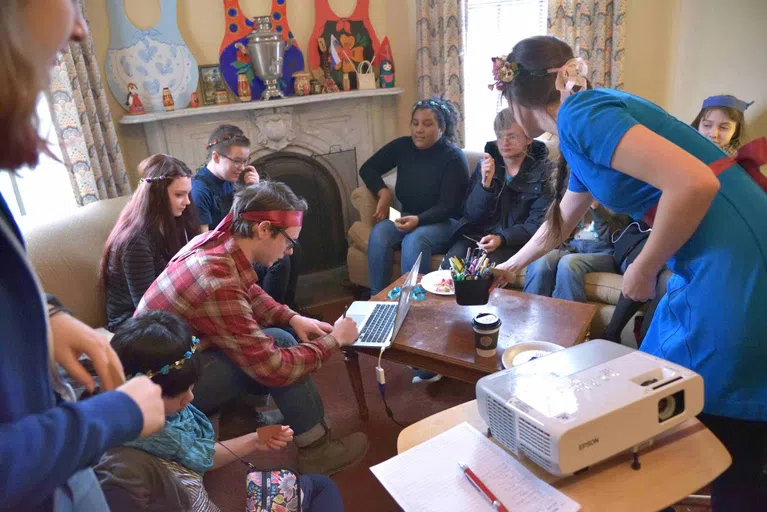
<box><xmin>346</xmin><ymin>149</ymin><xmax>663</xmax><ymax>342</ymax></box>
<box><xmin>23</xmin><ymin>196</ymin><xmax>131</xmax><ymax>332</ymax></box>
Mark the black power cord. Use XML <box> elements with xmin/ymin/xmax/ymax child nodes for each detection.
<box><xmin>376</xmin><ymin>347</ymin><xmax>409</xmax><ymax>428</ymax></box>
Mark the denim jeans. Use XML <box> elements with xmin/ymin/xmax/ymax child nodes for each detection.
<box><xmin>53</xmin><ymin>468</ymin><xmax>110</xmax><ymax>511</ymax></box>
<box><xmin>191</xmin><ymin>328</ymin><xmax>325</xmax><ymax>435</ymax></box>
<box><xmin>299</xmin><ymin>474</ymin><xmax>344</xmax><ymax>511</ymax></box>
<box><xmin>523</xmin><ymin>240</ymin><xmax>616</xmax><ymax>303</ymax></box>
<box><xmin>367</xmin><ymin>219</ymin><xmax>457</xmax><ymax>295</ymax></box>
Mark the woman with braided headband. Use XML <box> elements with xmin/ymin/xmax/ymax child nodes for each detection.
<box><xmin>100</xmin><ymin>154</ymin><xmax>200</xmax><ymax>331</ymax></box>
<box><xmin>492</xmin><ymin>35</ymin><xmax>766</xmax><ymax>510</ymax></box>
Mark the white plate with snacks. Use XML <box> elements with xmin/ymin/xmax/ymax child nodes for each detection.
<box><xmin>419</xmin><ymin>269</ymin><xmax>455</xmax><ymax>296</ymax></box>
<box><xmin>502</xmin><ymin>341</ymin><xmax>564</xmax><ymax>369</ymax></box>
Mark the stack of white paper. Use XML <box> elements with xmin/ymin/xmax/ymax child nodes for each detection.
<box><xmin>371</xmin><ymin>422</ymin><xmax>581</xmax><ymax>512</ymax></box>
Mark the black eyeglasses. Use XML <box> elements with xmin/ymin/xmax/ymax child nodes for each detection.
<box><xmin>220</xmin><ymin>154</ymin><xmax>249</xmax><ymax>167</ymax></box>
<box><xmin>279</xmin><ymin>229</ymin><xmax>298</xmax><ymax>250</ymax></box>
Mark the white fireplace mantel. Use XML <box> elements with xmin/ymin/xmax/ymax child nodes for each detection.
<box><xmin>121</xmin><ymin>87</ymin><xmax>403</xmax><ymax>236</ymax></box>
<box><xmin>118</xmin><ymin>88</ymin><xmax>403</xmax><ymax>125</ymax></box>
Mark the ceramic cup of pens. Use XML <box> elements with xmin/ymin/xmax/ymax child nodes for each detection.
<box><xmin>447</xmin><ymin>248</ymin><xmax>496</xmax><ymax>306</ymax></box>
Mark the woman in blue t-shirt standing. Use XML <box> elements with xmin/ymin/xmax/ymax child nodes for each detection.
<box><xmin>493</xmin><ymin>36</ymin><xmax>766</xmax><ymax>510</ymax></box>
<box><xmin>360</xmin><ymin>97</ymin><xmax>469</xmax><ymax>295</ymax></box>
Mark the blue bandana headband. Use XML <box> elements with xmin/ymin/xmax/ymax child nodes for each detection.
<box><xmin>702</xmin><ymin>95</ymin><xmax>754</xmax><ymax>113</ymax></box>
<box><xmin>413</xmin><ymin>99</ymin><xmax>451</xmax><ymax>114</ymax></box>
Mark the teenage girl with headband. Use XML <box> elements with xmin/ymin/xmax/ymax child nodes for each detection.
<box><xmin>492</xmin><ymin>35</ymin><xmax>766</xmax><ymax>511</ymax></box>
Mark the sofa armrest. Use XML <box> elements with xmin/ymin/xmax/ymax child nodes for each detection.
<box><xmin>351</xmin><ymin>186</ymin><xmax>379</xmax><ymax>228</ymax></box>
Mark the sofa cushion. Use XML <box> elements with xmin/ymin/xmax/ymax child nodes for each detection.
<box><xmin>23</xmin><ymin>196</ymin><xmax>131</xmax><ymax>328</ymax></box>
<box><xmin>347</xmin><ymin>220</ymin><xmax>372</xmax><ymax>253</ymax></box>
<box><xmin>584</xmin><ymin>272</ymin><xmax>624</xmax><ymax>305</ymax></box>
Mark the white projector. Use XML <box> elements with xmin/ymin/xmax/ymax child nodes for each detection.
<box><xmin>476</xmin><ymin>339</ymin><xmax>704</xmax><ymax>476</ymax></box>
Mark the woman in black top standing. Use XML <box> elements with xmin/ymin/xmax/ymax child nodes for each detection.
<box><xmin>360</xmin><ymin>97</ymin><xmax>469</xmax><ymax>294</ymax></box>
<box><xmin>101</xmin><ymin>154</ymin><xmax>199</xmax><ymax>331</ymax></box>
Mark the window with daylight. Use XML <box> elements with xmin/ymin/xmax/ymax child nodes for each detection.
<box><xmin>464</xmin><ymin>0</ymin><xmax>548</xmax><ymax>151</ymax></box>
<box><xmin>0</xmin><ymin>95</ymin><xmax>77</xmax><ymax>231</ymax></box>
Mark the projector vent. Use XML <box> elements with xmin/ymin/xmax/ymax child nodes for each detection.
<box><xmin>518</xmin><ymin>417</ymin><xmax>552</xmax><ymax>457</ymax></box>
<box><xmin>487</xmin><ymin>396</ymin><xmax>518</xmax><ymax>454</ymax></box>
<box><xmin>521</xmin><ymin>444</ymin><xmax>554</xmax><ymax>473</ymax></box>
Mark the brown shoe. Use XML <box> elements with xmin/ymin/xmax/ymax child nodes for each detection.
<box><xmin>297</xmin><ymin>430</ymin><xmax>369</xmax><ymax>476</ymax></box>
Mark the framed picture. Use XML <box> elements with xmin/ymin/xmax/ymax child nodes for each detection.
<box><xmin>199</xmin><ymin>65</ymin><xmax>227</xmax><ymax>105</ymax></box>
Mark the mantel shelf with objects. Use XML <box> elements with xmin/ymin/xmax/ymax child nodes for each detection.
<box><xmin>118</xmin><ymin>88</ymin><xmax>403</xmax><ymax>125</ymax></box>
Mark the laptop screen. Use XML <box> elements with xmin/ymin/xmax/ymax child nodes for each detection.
<box><xmin>390</xmin><ymin>252</ymin><xmax>422</xmax><ymax>341</ymax></box>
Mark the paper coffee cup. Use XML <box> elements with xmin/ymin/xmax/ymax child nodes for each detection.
<box><xmin>472</xmin><ymin>313</ymin><xmax>502</xmax><ymax>357</ymax></box>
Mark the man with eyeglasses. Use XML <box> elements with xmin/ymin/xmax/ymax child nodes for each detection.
<box><xmin>137</xmin><ymin>181</ymin><xmax>369</xmax><ymax>476</ymax></box>
<box><xmin>192</xmin><ymin>124</ymin><xmax>300</xmax><ymax>308</ymax></box>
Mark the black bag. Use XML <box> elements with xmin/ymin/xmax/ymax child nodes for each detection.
<box><xmin>611</xmin><ymin>221</ymin><xmax>651</xmax><ymax>268</ymax></box>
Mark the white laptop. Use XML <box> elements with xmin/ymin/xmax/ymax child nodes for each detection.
<box><xmin>345</xmin><ymin>253</ymin><xmax>422</xmax><ymax>348</ymax></box>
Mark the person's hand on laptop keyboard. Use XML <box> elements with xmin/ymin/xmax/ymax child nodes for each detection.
<box><xmin>289</xmin><ymin>315</ymin><xmax>333</xmax><ymax>342</ymax></box>
<box><xmin>331</xmin><ymin>316</ymin><xmax>360</xmax><ymax>346</ymax></box>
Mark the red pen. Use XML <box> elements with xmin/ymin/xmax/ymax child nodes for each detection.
<box><xmin>458</xmin><ymin>461</ymin><xmax>509</xmax><ymax>512</ymax></box>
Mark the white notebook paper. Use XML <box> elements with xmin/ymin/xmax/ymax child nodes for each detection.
<box><xmin>371</xmin><ymin>422</ymin><xmax>581</xmax><ymax>512</ymax></box>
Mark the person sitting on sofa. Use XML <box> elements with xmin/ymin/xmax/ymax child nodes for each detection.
<box><xmin>136</xmin><ymin>181</ymin><xmax>368</xmax><ymax>476</ymax></box>
<box><xmin>360</xmin><ymin>97</ymin><xmax>469</xmax><ymax>295</ymax></box>
<box><xmin>193</xmin><ymin>124</ymin><xmax>300</xmax><ymax>307</ymax></box>
<box><xmin>98</xmin><ymin>311</ymin><xmax>343</xmax><ymax>512</ymax></box>
<box><xmin>442</xmin><ymin>108</ymin><xmax>555</xmax><ymax>267</ymax></box>
<box><xmin>100</xmin><ymin>154</ymin><xmax>200</xmax><ymax>332</ymax></box>
<box><xmin>523</xmin><ymin>201</ymin><xmax>632</xmax><ymax>303</ymax></box>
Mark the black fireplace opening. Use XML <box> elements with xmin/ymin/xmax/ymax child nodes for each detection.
<box><xmin>251</xmin><ymin>152</ymin><xmax>347</xmax><ymax>274</ymax></box>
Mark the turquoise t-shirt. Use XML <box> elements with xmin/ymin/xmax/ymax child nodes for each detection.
<box><xmin>558</xmin><ymin>89</ymin><xmax>727</xmax><ymax>221</ymax></box>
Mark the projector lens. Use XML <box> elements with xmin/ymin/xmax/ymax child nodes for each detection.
<box><xmin>658</xmin><ymin>396</ymin><xmax>677</xmax><ymax>421</ymax></box>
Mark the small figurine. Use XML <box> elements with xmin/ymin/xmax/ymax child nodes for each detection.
<box><xmin>293</xmin><ymin>72</ymin><xmax>311</xmax><ymax>96</ymax></box>
<box><xmin>342</xmin><ymin>72</ymin><xmax>351</xmax><ymax>92</ymax></box>
<box><xmin>162</xmin><ymin>87</ymin><xmax>174</xmax><ymax>112</ymax></box>
<box><xmin>125</xmin><ymin>82</ymin><xmax>145</xmax><ymax>114</ymax></box>
<box><xmin>379</xmin><ymin>60</ymin><xmax>395</xmax><ymax>89</ymax></box>
<box><xmin>237</xmin><ymin>73</ymin><xmax>252</xmax><ymax>102</ymax></box>
<box><xmin>215</xmin><ymin>90</ymin><xmax>230</xmax><ymax>105</ymax></box>
<box><xmin>190</xmin><ymin>91</ymin><xmax>200</xmax><ymax>108</ymax></box>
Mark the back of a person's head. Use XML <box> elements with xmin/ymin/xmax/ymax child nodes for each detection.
<box><xmin>111</xmin><ymin>311</ymin><xmax>200</xmax><ymax>397</ymax></box>
<box><xmin>229</xmin><ymin>180</ymin><xmax>308</xmax><ymax>238</ymax></box>
<box><xmin>504</xmin><ymin>35</ymin><xmax>577</xmax><ymax>109</ymax></box>
<box><xmin>206</xmin><ymin>124</ymin><xmax>250</xmax><ymax>160</ymax></box>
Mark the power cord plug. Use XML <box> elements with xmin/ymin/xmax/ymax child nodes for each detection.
<box><xmin>377</xmin><ymin>347</ymin><xmax>407</xmax><ymax>428</ymax></box>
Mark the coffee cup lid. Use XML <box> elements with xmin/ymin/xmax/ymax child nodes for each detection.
<box><xmin>472</xmin><ymin>312</ymin><xmax>501</xmax><ymax>329</ymax></box>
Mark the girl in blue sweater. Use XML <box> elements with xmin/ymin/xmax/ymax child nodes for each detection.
<box><xmin>0</xmin><ymin>2</ymin><xmax>165</xmax><ymax>510</ymax></box>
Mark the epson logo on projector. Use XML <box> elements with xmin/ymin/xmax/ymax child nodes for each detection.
<box><xmin>578</xmin><ymin>438</ymin><xmax>599</xmax><ymax>451</ymax></box>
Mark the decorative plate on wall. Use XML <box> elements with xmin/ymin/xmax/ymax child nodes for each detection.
<box><xmin>218</xmin><ymin>0</ymin><xmax>304</xmax><ymax>99</ymax></box>
<box><xmin>105</xmin><ymin>0</ymin><xmax>199</xmax><ymax>112</ymax></box>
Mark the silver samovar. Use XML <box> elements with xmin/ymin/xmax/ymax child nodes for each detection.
<box><xmin>247</xmin><ymin>16</ymin><xmax>285</xmax><ymax>100</ymax></box>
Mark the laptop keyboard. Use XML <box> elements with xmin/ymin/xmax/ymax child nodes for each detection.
<box><xmin>357</xmin><ymin>303</ymin><xmax>398</xmax><ymax>344</ymax></box>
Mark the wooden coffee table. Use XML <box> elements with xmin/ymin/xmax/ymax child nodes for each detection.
<box><xmin>343</xmin><ymin>274</ymin><xmax>597</xmax><ymax>419</ymax></box>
